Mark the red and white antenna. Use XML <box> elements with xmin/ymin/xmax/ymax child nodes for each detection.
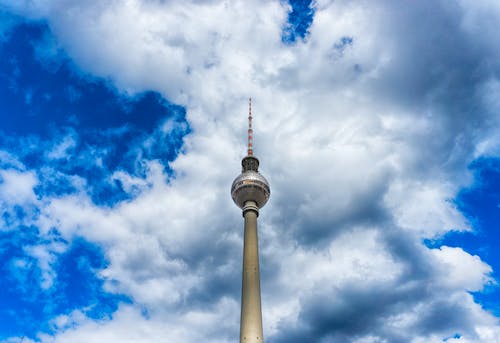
<box><xmin>248</xmin><ymin>97</ymin><xmax>253</xmax><ymax>156</ymax></box>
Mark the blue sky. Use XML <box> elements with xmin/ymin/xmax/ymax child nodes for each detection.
<box><xmin>1</xmin><ymin>1</ymin><xmax>500</xmax><ymax>342</ymax></box>
<box><xmin>0</xmin><ymin>20</ymin><xmax>187</xmax><ymax>338</ymax></box>
<box><xmin>0</xmin><ymin>15</ymin><xmax>190</xmax><ymax>340</ymax></box>
<box><xmin>444</xmin><ymin>158</ymin><xmax>500</xmax><ymax>316</ymax></box>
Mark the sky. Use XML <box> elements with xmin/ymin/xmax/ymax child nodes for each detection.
<box><xmin>0</xmin><ymin>0</ymin><xmax>500</xmax><ymax>342</ymax></box>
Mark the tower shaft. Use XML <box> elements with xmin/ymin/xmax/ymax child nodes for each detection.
<box><xmin>240</xmin><ymin>201</ymin><xmax>264</xmax><ymax>343</ymax></box>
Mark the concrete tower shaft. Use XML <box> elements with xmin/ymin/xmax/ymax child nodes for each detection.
<box><xmin>231</xmin><ymin>99</ymin><xmax>270</xmax><ymax>343</ymax></box>
<box><xmin>240</xmin><ymin>201</ymin><xmax>263</xmax><ymax>343</ymax></box>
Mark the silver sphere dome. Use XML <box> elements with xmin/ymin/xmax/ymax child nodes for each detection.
<box><xmin>231</xmin><ymin>170</ymin><xmax>270</xmax><ymax>209</ymax></box>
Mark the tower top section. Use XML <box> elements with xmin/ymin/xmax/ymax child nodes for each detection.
<box><xmin>231</xmin><ymin>98</ymin><xmax>270</xmax><ymax>210</ymax></box>
<box><xmin>248</xmin><ymin>97</ymin><xmax>253</xmax><ymax>156</ymax></box>
<box><xmin>242</xmin><ymin>97</ymin><xmax>259</xmax><ymax>172</ymax></box>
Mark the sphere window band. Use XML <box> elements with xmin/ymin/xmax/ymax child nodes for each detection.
<box><xmin>231</xmin><ymin>180</ymin><xmax>270</xmax><ymax>195</ymax></box>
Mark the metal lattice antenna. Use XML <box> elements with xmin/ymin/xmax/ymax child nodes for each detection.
<box><xmin>248</xmin><ymin>97</ymin><xmax>253</xmax><ymax>156</ymax></box>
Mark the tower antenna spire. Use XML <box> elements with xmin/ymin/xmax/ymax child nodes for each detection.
<box><xmin>248</xmin><ymin>97</ymin><xmax>253</xmax><ymax>156</ymax></box>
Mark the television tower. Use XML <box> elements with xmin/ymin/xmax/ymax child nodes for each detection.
<box><xmin>231</xmin><ymin>98</ymin><xmax>270</xmax><ymax>343</ymax></box>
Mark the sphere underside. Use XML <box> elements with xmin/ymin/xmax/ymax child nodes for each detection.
<box><xmin>231</xmin><ymin>171</ymin><xmax>270</xmax><ymax>209</ymax></box>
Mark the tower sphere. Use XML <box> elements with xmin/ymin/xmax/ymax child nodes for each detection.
<box><xmin>231</xmin><ymin>156</ymin><xmax>270</xmax><ymax>209</ymax></box>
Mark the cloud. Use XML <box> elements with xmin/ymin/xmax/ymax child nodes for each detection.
<box><xmin>46</xmin><ymin>134</ymin><xmax>77</xmax><ymax>160</ymax></box>
<box><xmin>35</xmin><ymin>301</ymin><xmax>239</xmax><ymax>343</ymax></box>
<box><xmin>1</xmin><ymin>0</ymin><xmax>500</xmax><ymax>342</ymax></box>
<box><xmin>0</xmin><ymin>168</ymin><xmax>37</xmax><ymax>205</ymax></box>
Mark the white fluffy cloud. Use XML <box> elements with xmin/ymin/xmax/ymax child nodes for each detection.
<box><xmin>2</xmin><ymin>0</ymin><xmax>500</xmax><ymax>342</ymax></box>
<box><xmin>0</xmin><ymin>169</ymin><xmax>37</xmax><ymax>204</ymax></box>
